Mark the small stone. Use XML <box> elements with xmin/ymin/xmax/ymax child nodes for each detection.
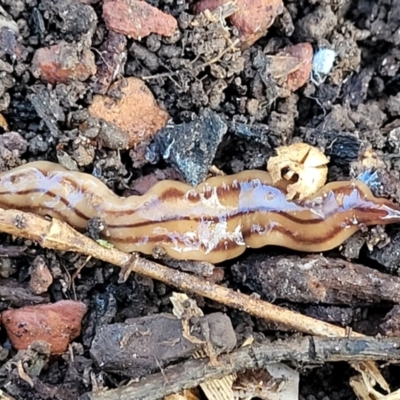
<box><xmin>28</xmin><ymin>86</ymin><xmax>65</xmax><ymax>137</ymax></box>
<box><xmin>278</xmin><ymin>43</ymin><xmax>313</xmax><ymax>91</ymax></box>
<box><xmin>88</xmin><ymin>77</ymin><xmax>169</xmax><ymax>147</ymax></box>
<box><xmin>72</xmin><ymin>144</ymin><xmax>95</xmax><ymax>166</ymax></box>
<box><xmin>29</xmin><ymin>256</ymin><xmax>53</xmax><ymax>295</ymax></box>
<box><xmin>31</xmin><ymin>41</ymin><xmax>97</xmax><ymax>84</ymax></box>
<box><xmin>154</xmin><ymin>109</ymin><xmax>227</xmax><ymax>186</ymax></box>
<box><xmin>103</xmin><ymin>0</ymin><xmax>178</xmax><ymax>40</ymax></box>
<box><xmin>195</xmin><ymin>0</ymin><xmax>284</xmax><ymax>47</ymax></box>
<box><xmin>90</xmin><ymin>312</ymin><xmax>235</xmax><ymax>377</ymax></box>
<box><xmin>0</xmin><ymin>131</ymin><xmax>28</xmax><ymax>155</ymax></box>
<box><xmin>98</xmin><ymin>121</ymin><xmax>130</xmax><ymax>150</ymax></box>
<box><xmin>129</xmin><ymin>167</ymin><xmax>183</xmax><ymax>195</ymax></box>
<box><xmin>0</xmin><ymin>27</ymin><xmax>28</xmax><ymax>62</ymax></box>
<box><xmin>387</xmin><ymin>93</ymin><xmax>400</xmax><ymax>117</ymax></box>
<box><xmin>1</xmin><ymin>300</ymin><xmax>87</xmax><ymax>354</ymax></box>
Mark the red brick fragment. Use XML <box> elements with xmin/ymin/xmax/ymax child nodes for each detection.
<box><xmin>278</xmin><ymin>43</ymin><xmax>313</xmax><ymax>91</ymax></box>
<box><xmin>195</xmin><ymin>0</ymin><xmax>284</xmax><ymax>47</ymax></box>
<box><xmin>1</xmin><ymin>300</ymin><xmax>87</xmax><ymax>354</ymax></box>
<box><xmin>88</xmin><ymin>77</ymin><xmax>169</xmax><ymax>147</ymax></box>
<box><xmin>31</xmin><ymin>41</ymin><xmax>97</xmax><ymax>85</ymax></box>
<box><xmin>103</xmin><ymin>0</ymin><xmax>178</xmax><ymax>40</ymax></box>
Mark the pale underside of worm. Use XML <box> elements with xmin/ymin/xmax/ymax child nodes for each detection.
<box><xmin>0</xmin><ymin>161</ymin><xmax>400</xmax><ymax>263</ymax></box>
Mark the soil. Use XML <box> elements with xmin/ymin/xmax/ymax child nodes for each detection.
<box><xmin>1</xmin><ymin>0</ymin><xmax>400</xmax><ymax>399</ymax></box>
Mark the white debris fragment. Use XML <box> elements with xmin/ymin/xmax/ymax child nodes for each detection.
<box><xmin>311</xmin><ymin>48</ymin><xmax>337</xmax><ymax>85</ymax></box>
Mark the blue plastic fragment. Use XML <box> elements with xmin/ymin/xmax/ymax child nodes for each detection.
<box><xmin>357</xmin><ymin>170</ymin><xmax>380</xmax><ymax>188</ymax></box>
<box><xmin>311</xmin><ymin>48</ymin><xmax>337</xmax><ymax>84</ymax></box>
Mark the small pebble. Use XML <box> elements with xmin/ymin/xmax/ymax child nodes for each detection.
<box><xmin>29</xmin><ymin>255</ymin><xmax>53</xmax><ymax>294</ymax></box>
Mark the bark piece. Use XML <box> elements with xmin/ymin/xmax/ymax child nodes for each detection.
<box><xmin>232</xmin><ymin>255</ymin><xmax>400</xmax><ymax>305</ymax></box>
<box><xmin>0</xmin><ymin>278</ymin><xmax>49</xmax><ymax>309</ymax></box>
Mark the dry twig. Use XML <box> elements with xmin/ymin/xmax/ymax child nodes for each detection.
<box><xmin>79</xmin><ymin>337</ymin><xmax>400</xmax><ymax>400</ymax></box>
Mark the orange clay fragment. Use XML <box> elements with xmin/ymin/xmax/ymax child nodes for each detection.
<box><xmin>88</xmin><ymin>77</ymin><xmax>169</xmax><ymax>148</ymax></box>
<box><xmin>1</xmin><ymin>161</ymin><xmax>400</xmax><ymax>264</ymax></box>
<box><xmin>267</xmin><ymin>143</ymin><xmax>329</xmax><ymax>200</ymax></box>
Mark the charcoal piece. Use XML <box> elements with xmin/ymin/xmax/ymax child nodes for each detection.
<box><xmin>228</xmin><ymin>121</ymin><xmax>272</xmax><ymax>147</ymax></box>
<box><xmin>342</xmin><ymin>67</ymin><xmax>374</xmax><ymax>107</ymax></box>
<box><xmin>28</xmin><ymin>86</ymin><xmax>65</xmax><ymax>137</ymax></box>
<box><xmin>90</xmin><ymin>312</ymin><xmax>236</xmax><ymax>378</ymax></box>
<box><xmin>303</xmin><ymin>305</ymin><xmax>354</xmax><ymax>327</ymax></box>
<box><xmin>154</xmin><ymin>109</ymin><xmax>227</xmax><ymax>186</ymax></box>
<box><xmin>83</xmin><ymin>292</ymin><xmax>117</xmax><ymax>347</ymax></box>
<box><xmin>368</xmin><ymin>231</ymin><xmax>400</xmax><ymax>273</ymax></box>
<box><xmin>307</xmin><ymin>131</ymin><xmax>360</xmax><ymax>166</ymax></box>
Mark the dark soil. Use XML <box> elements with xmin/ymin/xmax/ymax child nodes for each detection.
<box><xmin>1</xmin><ymin>0</ymin><xmax>400</xmax><ymax>399</ymax></box>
